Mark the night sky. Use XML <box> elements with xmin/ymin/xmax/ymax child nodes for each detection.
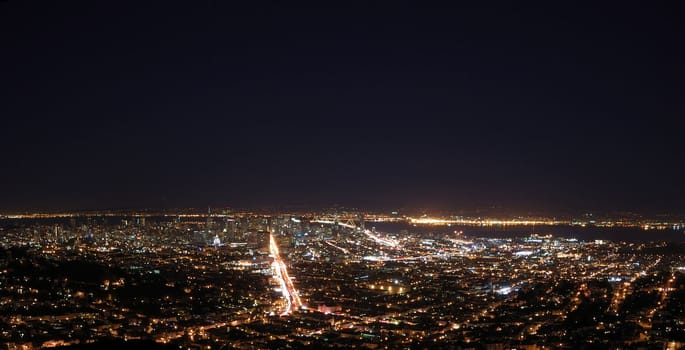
<box><xmin>1</xmin><ymin>2</ymin><xmax>684</xmax><ymax>214</ymax></box>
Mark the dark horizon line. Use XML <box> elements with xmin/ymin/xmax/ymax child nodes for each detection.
<box><xmin>1</xmin><ymin>204</ymin><xmax>684</xmax><ymax>219</ymax></box>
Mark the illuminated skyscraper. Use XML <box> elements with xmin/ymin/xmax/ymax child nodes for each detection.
<box><xmin>206</xmin><ymin>207</ymin><xmax>213</xmax><ymax>233</ymax></box>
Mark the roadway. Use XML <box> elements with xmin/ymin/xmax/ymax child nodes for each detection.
<box><xmin>269</xmin><ymin>233</ymin><xmax>303</xmax><ymax>315</ymax></box>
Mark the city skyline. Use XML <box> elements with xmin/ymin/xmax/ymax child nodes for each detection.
<box><xmin>4</xmin><ymin>3</ymin><xmax>685</xmax><ymax>348</ymax></box>
<box><xmin>1</xmin><ymin>210</ymin><xmax>684</xmax><ymax>349</ymax></box>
